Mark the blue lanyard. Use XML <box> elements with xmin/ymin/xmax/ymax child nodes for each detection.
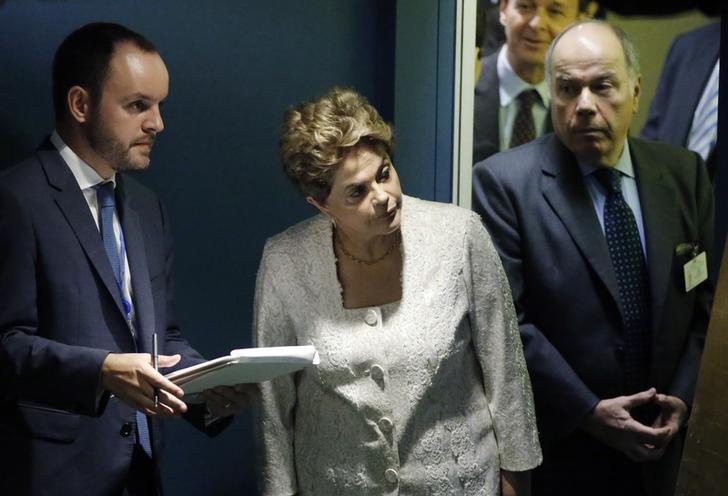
<box><xmin>115</xmin><ymin>229</ymin><xmax>133</xmax><ymax>325</ymax></box>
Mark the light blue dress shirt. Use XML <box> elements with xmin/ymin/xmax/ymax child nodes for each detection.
<box><xmin>578</xmin><ymin>141</ymin><xmax>647</xmax><ymax>259</ymax></box>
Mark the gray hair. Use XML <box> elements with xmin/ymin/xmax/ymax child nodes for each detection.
<box><xmin>545</xmin><ymin>20</ymin><xmax>641</xmax><ymax>92</ymax></box>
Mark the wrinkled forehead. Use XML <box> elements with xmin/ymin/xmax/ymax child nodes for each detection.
<box><xmin>552</xmin><ymin>25</ymin><xmax>626</xmax><ymax>75</ymax></box>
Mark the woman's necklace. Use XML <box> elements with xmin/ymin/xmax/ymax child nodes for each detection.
<box><xmin>335</xmin><ymin>230</ymin><xmax>401</xmax><ymax>266</ymax></box>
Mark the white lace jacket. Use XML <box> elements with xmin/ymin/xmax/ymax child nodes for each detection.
<box><xmin>254</xmin><ymin>196</ymin><xmax>541</xmax><ymax>495</ymax></box>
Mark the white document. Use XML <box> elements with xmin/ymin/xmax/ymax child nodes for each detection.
<box><xmin>165</xmin><ymin>345</ymin><xmax>320</xmax><ymax>398</ymax></box>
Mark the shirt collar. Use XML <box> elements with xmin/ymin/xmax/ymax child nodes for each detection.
<box><xmin>51</xmin><ymin>130</ymin><xmax>116</xmax><ymax>189</ymax></box>
<box><xmin>497</xmin><ymin>46</ymin><xmax>549</xmax><ymax>108</ymax></box>
<box><xmin>577</xmin><ymin>140</ymin><xmax>635</xmax><ymax>179</ymax></box>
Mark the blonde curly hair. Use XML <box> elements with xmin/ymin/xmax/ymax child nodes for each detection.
<box><xmin>280</xmin><ymin>87</ymin><xmax>393</xmax><ymax>202</ymax></box>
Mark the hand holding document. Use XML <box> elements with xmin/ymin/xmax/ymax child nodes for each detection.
<box><xmin>165</xmin><ymin>345</ymin><xmax>319</xmax><ymax>399</ymax></box>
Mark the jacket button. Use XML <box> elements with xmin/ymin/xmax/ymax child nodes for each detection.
<box><xmin>120</xmin><ymin>422</ymin><xmax>133</xmax><ymax>437</ymax></box>
<box><xmin>615</xmin><ymin>345</ymin><xmax>625</xmax><ymax>363</ymax></box>
<box><xmin>364</xmin><ymin>309</ymin><xmax>378</xmax><ymax>326</ymax></box>
<box><xmin>384</xmin><ymin>468</ymin><xmax>399</xmax><ymax>484</ymax></box>
<box><xmin>370</xmin><ymin>364</ymin><xmax>385</xmax><ymax>381</ymax></box>
<box><xmin>378</xmin><ymin>417</ymin><xmax>394</xmax><ymax>433</ymax></box>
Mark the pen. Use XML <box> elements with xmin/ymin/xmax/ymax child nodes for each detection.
<box><xmin>152</xmin><ymin>333</ymin><xmax>159</xmax><ymax>407</ymax></box>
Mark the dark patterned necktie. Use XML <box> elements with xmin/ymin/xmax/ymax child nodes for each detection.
<box><xmin>509</xmin><ymin>89</ymin><xmax>540</xmax><ymax>149</ymax></box>
<box><xmin>97</xmin><ymin>182</ymin><xmax>154</xmax><ymax>458</ymax></box>
<box><xmin>594</xmin><ymin>168</ymin><xmax>651</xmax><ymax>394</ymax></box>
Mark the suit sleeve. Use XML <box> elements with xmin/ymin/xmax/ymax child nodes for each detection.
<box><xmin>0</xmin><ymin>187</ymin><xmax>108</xmax><ymax>415</ymax></box>
<box><xmin>669</xmin><ymin>152</ymin><xmax>714</xmax><ymax>405</ymax></box>
<box><xmin>464</xmin><ymin>214</ymin><xmax>542</xmax><ymax>471</ymax></box>
<box><xmin>640</xmin><ymin>35</ymin><xmax>680</xmax><ymax>141</ymax></box>
<box><xmin>152</xmin><ymin>199</ymin><xmax>232</xmax><ymax>435</ymax></box>
<box><xmin>253</xmin><ymin>242</ymin><xmax>298</xmax><ymax>495</ymax></box>
<box><xmin>472</xmin><ymin>162</ymin><xmax>600</xmax><ymax>442</ymax></box>
<box><xmin>156</xmin><ymin>199</ymin><xmax>205</xmax><ymax>367</ymax></box>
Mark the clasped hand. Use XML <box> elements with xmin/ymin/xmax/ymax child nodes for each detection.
<box><xmin>582</xmin><ymin>388</ymin><xmax>688</xmax><ymax>462</ymax></box>
<box><xmin>101</xmin><ymin>353</ymin><xmax>257</xmax><ymax>418</ymax></box>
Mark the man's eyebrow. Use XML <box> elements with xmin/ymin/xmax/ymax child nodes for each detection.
<box><xmin>596</xmin><ymin>71</ymin><xmax>618</xmax><ymax>81</ymax></box>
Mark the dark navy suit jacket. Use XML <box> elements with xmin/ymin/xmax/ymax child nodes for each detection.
<box><xmin>0</xmin><ymin>142</ymin><xmax>224</xmax><ymax>495</ymax></box>
<box><xmin>641</xmin><ymin>22</ymin><xmax>720</xmax><ymax>179</ymax></box>
<box><xmin>473</xmin><ymin>134</ymin><xmax>713</xmax><ymax>495</ymax></box>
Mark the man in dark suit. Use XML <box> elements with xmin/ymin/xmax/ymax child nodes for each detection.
<box><xmin>0</xmin><ymin>23</ymin><xmax>249</xmax><ymax>496</ymax></box>
<box><xmin>473</xmin><ymin>0</ymin><xmax>591</xmax><ymax>163</ymax></box>
<box><xmin>473</xmin><ymin>20</ymin><xmax>713</xmax><ymax>496</ymax></box>
<box><xmin>641</xmin><ymin>21</ymin><xmax>720</xmax><ymax>180</ymax></box>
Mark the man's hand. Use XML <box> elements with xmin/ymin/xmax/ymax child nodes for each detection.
<box><xmin>202</xmin><ymin>383</ymin><xmax>258</xmax><ymax>417</ymax></box>
<box><xmin>581</xmin><ymin>388</ymin><xmax>671</xmax><ymax>462</ymax></box>
<box><xmin>646</xmin><ymin>394</ymin><xmax>688</xmax><ymax>458</ymax></box>
<box><xmin>101</xmin><ymin>353</ymin><xmax>187</xmax><ymax>416</ymax></box>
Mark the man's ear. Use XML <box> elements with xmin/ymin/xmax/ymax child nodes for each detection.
<box><xmin>306</xmin><ymin>196</ymin><xmax>329</xmax><ymax>215</ymax></box>
<box><xmin>67</xmin><ymin>86</ymin><xmax>91</xmax><ymax>124</ymax></box>
<box><xmin>580</xmin><ymin>1</ymin><xmax>600</xmax><ymax>19</ymax></box>
<box><xmin>632</xmin><ymin>74</ymin><xmax>642</xmax><ymax>113</ymax></box>
<box><xmin>499</xmin><ymin>0</ymin><xmax>509</xmax><ymax>27</ymax></box>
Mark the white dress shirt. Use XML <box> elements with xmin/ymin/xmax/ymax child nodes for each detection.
<box><xmin>50</xmin><ymin>131</ymin><xmax>137</xmax><ymax>331</ymax></box>
<box><xmin>497</xmin><ymin>46</ymin><xmax>550</xmax><ymax>150</ymax></box>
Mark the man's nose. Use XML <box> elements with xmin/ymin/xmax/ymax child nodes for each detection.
<box><xmin>527</xmin><ymin>8</ymin><xmax>544</xmax><ymax>29</ymax></box>
<box><xmin>575</xmin><ymin>88</ymin><xmax>596</xmax><ymax>114</ymax></box>
<box><xmin>143</xmin><ymin>105</ymin><xmax>164</xmax><ymax>134</ymax></box>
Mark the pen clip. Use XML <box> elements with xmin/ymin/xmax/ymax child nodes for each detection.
<box><xmin>152</xmin><ymin>333</ymin><xmax>159</xmax><ymax>407</ymax></box>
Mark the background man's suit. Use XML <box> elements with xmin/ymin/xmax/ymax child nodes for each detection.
<box><xmin>641</xmin><ymin>22</ymin><xmax>720</xmax><ymax>179</ymax></box>
<box><xmin>473</xmin><ymin>50</ymin><xmax>552</xmax><ymax>164</ymax></box>
<box><xmin>0</xmin><ymin>142</ymin><xmax>225</xmax><ymax>495</ymax></box>
<box><xmin>473</xmin><ymin>134</ymin><xmax>713</xmax><ymax>495</ymax></box>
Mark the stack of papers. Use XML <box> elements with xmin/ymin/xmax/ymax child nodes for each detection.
<box><xmin>166</xmin><ymin>345</ymin><xmax>320</xmax><ymax>398</ymax></box>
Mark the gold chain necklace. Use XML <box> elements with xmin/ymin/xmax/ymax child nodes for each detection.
<box><xmin>335</xmin><ymin>230</ymin><xmax>401</xmax><ymax>265</ymax></box>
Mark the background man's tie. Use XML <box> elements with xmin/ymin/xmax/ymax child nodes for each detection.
<box><xmin>509</xmin><ymin>89</ymin><xmax>540</xmax><ymax>149</ymax></box>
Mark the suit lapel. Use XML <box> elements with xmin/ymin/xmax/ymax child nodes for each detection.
<box><xmin>117</xmin><ymin>176</ymin><xmax>155</xmax><ymax>353</ymax></box>
<box><xmin>630</xmin><ymin>139</ymin><xmax>678</xmax><ymax>332</ymax></box>
<box><xmin>40</xmin><ymin>148</ymin><xmax>126</xmax><ymax>318</ymax></box>
<box><xmin>540</xmin><ymin>136</ymin><xmax>622</xmax><ymax>314</ymax></box>
<box><xmin>544</xmin><ymin>109</ymin><xmax>553</xmax><ymax>134</ymax></box>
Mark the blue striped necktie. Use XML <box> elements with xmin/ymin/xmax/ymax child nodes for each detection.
<box><xmin>594</xmin><ymin>169</ymin><xmax>651</xmax><ymax>393</ymax></box>
<box><xmin>97</xmin><ymin>181</ymin><xmax>153</xmax><ymax>458</ymax></box>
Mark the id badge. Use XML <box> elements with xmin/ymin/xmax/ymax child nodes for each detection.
<box><xmin>684</xmin><ymin>251</ymin><xmax>708</xmax><ymax>292</ymax></box>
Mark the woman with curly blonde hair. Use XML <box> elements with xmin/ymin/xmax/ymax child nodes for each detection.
<box><xmin>254</xmin><ymin>87</ymin><xmax>541</xmax><ymax>495</ymax></box>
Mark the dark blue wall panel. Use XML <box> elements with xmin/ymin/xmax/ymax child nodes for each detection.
<box><xmin>0</xmin><ymin>1</ymin><xmax>395</xmax><ymax>494</ymax></box>
<box><xmin>394</xmin><ymin>0</ymin><xmax>456</xmax><ymax>203</ymax></box>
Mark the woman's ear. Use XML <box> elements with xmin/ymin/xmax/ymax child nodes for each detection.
<box><xmin>306</xmin><ymin>196</ymin><xmax>328</xmax><ymax>215</ymax></box>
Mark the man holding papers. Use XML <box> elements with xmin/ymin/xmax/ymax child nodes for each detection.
<box><xmin>0</xmin><ymin>22</ymin><xmax>250</xmax><ymax>496</ymax></box>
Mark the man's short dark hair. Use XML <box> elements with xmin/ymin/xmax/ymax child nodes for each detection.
<box><xmin>52</xmin><ymin>22</ymin><xmax>158</xmax><ymax>121</ymax></box>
